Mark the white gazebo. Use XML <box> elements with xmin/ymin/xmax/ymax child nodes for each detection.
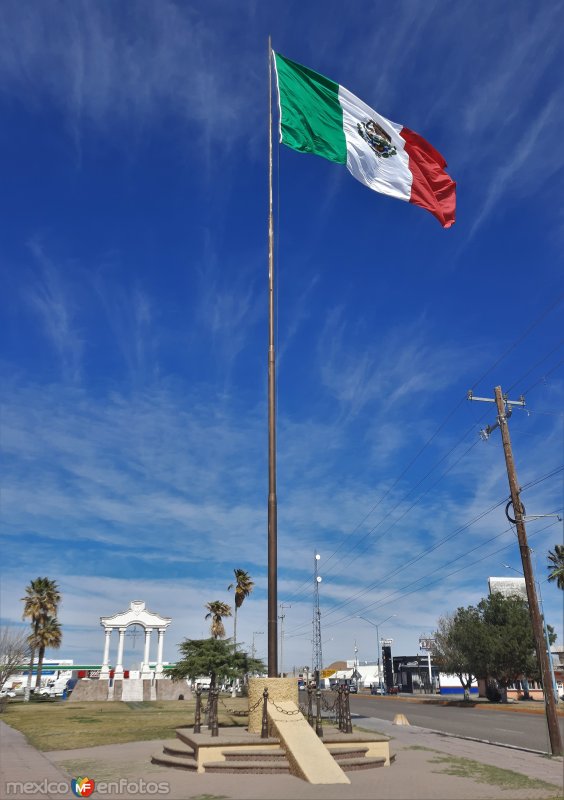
<box><xmin>100</xmin><ymin>600</ymin><xmax>172</xmax><ymax>680</ymax></box>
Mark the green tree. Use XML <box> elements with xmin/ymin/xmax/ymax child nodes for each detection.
<box><xmin>33</xmin><ymin>616</ymin><xmax>63</xmax><ymax>690</ymax></box>
<box><xmin>227</xmin><ymin>569</ymin><xmax>254</xmax><ymax>651</ymax></box>
<box><xmin>478</xmin><ymin>592</ymin><xmax>538</xmax><ymax>703</ymax></box>
<box><xmin>170</xmin><ymin>638</ymin><xmax>264</xmax><ymax>689</ymax></box>
<box><xmin>433</xmin><ymin>593</ymin><xmax>539</xmax><ymax>703</ymax></box>
<box><xmin>21</xmin><ymin>578</ymin><xmax>61</xmax><ymax>701</ymax></box>
<box><xmin>547</xmin><ymin>544</ymin><xmax>564</xmax><ymax>590</ymax></box>
<box><xmin>431</xmin><ymin>608</ymin><xmax>487</xmax><ymax>700</ymax></box>
<box><xmin>205</xmin><ymin>601</ymin><xmax>232</xmax><ymax>639</ymax></box>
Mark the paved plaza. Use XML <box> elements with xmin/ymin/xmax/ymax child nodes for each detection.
<box><xmin>1</xmin><ymin>715</ymin><xmax>563</xmax><ymax>800</ymax></box>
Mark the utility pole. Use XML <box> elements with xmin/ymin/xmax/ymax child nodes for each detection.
<box><xmin>278</xmin><ymin>604</ymin><xmax>291</xmax><ymax>677</ymax></box>
<box><xmin>312</xmin><ymin>554</ymin><xmax>323</xmax><ymax>686</ymax></box>
<box><xmin>469</xmin><ymin>386</ymin><xmax>563</xmax><ymax>756</ymax></box>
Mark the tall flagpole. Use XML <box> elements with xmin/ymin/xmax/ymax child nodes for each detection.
<box><xmin>267</xmin><ymin>36</ymin><xmax>278</xmax><ymax>677</ymax></box>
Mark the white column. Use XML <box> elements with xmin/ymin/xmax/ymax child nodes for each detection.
<box><xmin>115</xmin><ymin>627</ymin><xmax>126</xmax><ymax>678</ymax></box>
<box><xmin>156</xmin><ymin>629</ymin><xmax>165</xmax><ymax>677</ymax></box>
<box><xmin>100</xmin><ymin>628</ymin><xmax>112</xmax><ymax>678</ymax></box>
<box><xmin>142</xmin><ymin>628</ymin><xmax>152</xmax><ymax>677</ymax></box>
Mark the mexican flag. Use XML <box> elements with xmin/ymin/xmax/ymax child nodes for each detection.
<box><xmin>273</xmin><ymin>52</ymin><xmax>456</xmax><ymax>228</ymax></box>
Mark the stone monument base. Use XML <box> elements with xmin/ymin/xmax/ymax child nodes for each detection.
<box><xmin>247</xmin><ymin>677</ymin><xmax>298</xmax><ymax>734</ymax></box>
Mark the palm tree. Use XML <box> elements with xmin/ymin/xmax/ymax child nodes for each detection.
<box><xmin>205</xmin><ymin>601</ymin><xmax>232</xmax><ymax>639</ymax></box>
<box><xmin>547</xmin><ymin>544</ymin><xmax>564</xmax><ymax>590</ymax></box>
<box><xmin>21</xmin><ymin>578</ymin><xmax>61</xmax><ymax>700</ymax></box>
<box><xmin>227</xmin><ymin>569</ymin><xmax>254</xmax><ymax>651</ymax></box>
<box><xmin>33</xmin><ymin>616</ymin><xmax>63</xmax><ymax>689</ymax></box>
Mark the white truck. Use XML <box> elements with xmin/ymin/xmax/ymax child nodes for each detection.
<box><xmin>36</xmin><ymin>676</ymin><xmax>71</xmax><ymax>697</ymax></box>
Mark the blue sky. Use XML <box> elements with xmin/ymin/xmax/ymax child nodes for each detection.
<box><xmin>1</xmin><ymin>1</ymin><xmax>563</xmax><ymax>673</ymax></box>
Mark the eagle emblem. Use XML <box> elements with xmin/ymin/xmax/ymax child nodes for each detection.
<box><xmin>357</xmin><ymin>119</ymin><xmax>397</xmax><ymax>158</ymax></box>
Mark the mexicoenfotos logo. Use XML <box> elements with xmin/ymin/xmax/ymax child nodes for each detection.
<box><xmin>71</xmin><ymin>777</ymin><xmax>95</xmax><ymax>797</ymax></box>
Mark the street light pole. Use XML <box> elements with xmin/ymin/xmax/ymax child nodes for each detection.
<box><xmin>278</xmin><ymin>604</ymin><xmax>291</xmax><ymax>677</ymax></box>
<box><xmin>251</xmin><ymin>631</ymin><xmax>264</xmax><ymax>660</ymax></box>
<box><xmin>357</xmin><ymin>614</ymin><xmax>396</xmax><ymax>691</ymax></box>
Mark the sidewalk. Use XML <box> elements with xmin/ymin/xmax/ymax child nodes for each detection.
<box><xmin>2</xmin><ymin>718</ymin><xmax>563</xmax><ymax>800</ymax></box>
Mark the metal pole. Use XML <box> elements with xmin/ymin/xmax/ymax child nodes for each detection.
<box><xmin>494</xmin><ymin>386</ymin><xmax>563</xmax><ymax>756</ymax></box>
<box><xmin>261</xmin><ymin>687</ymin><xmax>269</xmax><ymax>738</ymax></box>
<box><xmin>210</xmin><ymin>687</ymin><xmax>219</xmax><ymax>737</ymax></box>
<box><xmin>536</xmin><ymin>567</ymin><xmax>559</xmax><ymax>705</ymax></box>
<box><xmin>267</xmin><ymin>35</ymin><xmax>278</xmax><ymax>678</ymax></box>
<box><xmin>279</xmin><ymin>604</ymin><xmax>290</xmax><ymax>677</ymax></box>
<box><xmin>376</xmin><ymin>625</ymin><xmax>381</xmax><ymax>690</ymax></box>
<box><xmin>251</xmin><ymin>631</ymin><xmax>264</xmax><ymax>661</ymax></box>
<box><xmin>307</xmin><ymin>684</ymin><xmax>313</xmax><ymax>727</ymax></box>
<box><xmin>315</xmin><ymin>688</ymin><xmax>323</xmax><ymax>737</ymax></box>
<box><xmin>343</xmin><ymin>686</ymin><xmax>352</xmax><ymax>734</ymax></box>
<box><xmin>193</xmin><ymin>686</ymin><xmax>201</xmax><ymax>734</ymax></box>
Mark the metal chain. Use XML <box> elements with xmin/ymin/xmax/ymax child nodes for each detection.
<box><xmin>218</xmin><ymin>696</ymin><xmax>248</xmax><ymax>716</ymax></box>
<box><xmin>267</xmin><ymin>698</ymin><xmax>302</xmax><ymax>715</ymax></box>
<box><xmin>248</xmin><ymin>694</ymin><xmax>264</xmax><ymax>713</ymax></box>
<box><xmin>321</xmin><ymin>694</ymin><xmax>337</xmax><ymax>712</ymax></box>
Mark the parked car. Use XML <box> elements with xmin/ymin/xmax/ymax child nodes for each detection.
<box><xmin>349</xmin><ymin>683</ymin><xmax>358</xmax><ymax>694</ymax></box>
<box><xmin>370</xmin><ymin>684</ymin><xmax>386</xmax><ymax>695</ymax></box>
<box><xmin>331</xmin><ymin>681</ymin><xmax>354</xmax><ymax>692</ymax></box>
<box><xmin>0</xmin><ymin>689</ymin><xmax>16</xmax><ymax>698</ymax></box>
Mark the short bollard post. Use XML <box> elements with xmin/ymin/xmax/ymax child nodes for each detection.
<box><xmin>344</xmin><ymin>686</ymin><xmax>353</xmax><ymax>734</ymax></box>
<box><xmin>194</xmin><ymin>686</ymin><xmax>202</xmax><ymax>734</ymax></box>
<box><xmin>261</xmin><ymin>687</ymin><xmax>269</xmax><ymax>739</ymax></box>
<box><xmin>211</xmin><ymin>687</ymin><xmax>219</xmax><ymax>737</ymax></box>
<box><xmin>307</xmin><ymin>684</ymin><xmax>314</xmax><ymax>727</ymax></box>
<box><xmin>315</xmin><ymin>688</ymin><xmax>323</xmax><ymax>737</ymax></box>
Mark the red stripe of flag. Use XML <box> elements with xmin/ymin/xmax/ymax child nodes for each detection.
<box><xmin>401</xmin><ymin>127</ymin><xmax>456</xmax><ymax>228</ymax></box>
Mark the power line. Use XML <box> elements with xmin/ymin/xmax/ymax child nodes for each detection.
<box><xmin>520</xmin><ymin>359</ymin><xmax>564</xmax><ymax>398</ymax></box>
<box><xmin>469</xmin><ymin>293</ymin><xmax>563</xmax><ymax>393</ymax></box>
<box><xmin>506</xmin><ymin>342</ymin><xmax>564</xmax><ymax>394</ymax></box>
<box><xmin>285</xmin><ymin>466</ymin><xmax>563</xmax><ymax>638</ymax></box>
<box><xmin>284</xmin><ymin>319</ymin><xmax>563</xmax><ymax>606</ymax></box>
<box><xmin>320</xmin><ymin>516</ymin><xmax>561</xmax><ymax>631</ymax></box>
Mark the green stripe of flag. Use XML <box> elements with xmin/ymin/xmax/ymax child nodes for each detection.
<box><xmin>274</xmin><ymin>52</ymin><xmax>347</xmax><ymax>164</ymax></box>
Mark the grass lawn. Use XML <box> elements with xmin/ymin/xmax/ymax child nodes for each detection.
<box><xmin>1</xmin><ymin>697</ymin><xmax>249</xmax><ymax>751</ymax></box>
<box><xmin>429</xmin><ymin>753</ymin><xmax>561</xmax><ymax>794</ymax></box>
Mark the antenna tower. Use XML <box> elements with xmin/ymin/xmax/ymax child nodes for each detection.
<box><xmin>312</xmin><ymin>553</ymin><xmax>323</xmax><ymax>682</ymax></box>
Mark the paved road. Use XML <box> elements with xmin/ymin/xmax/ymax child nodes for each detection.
<box><xmin>349</xmin><ymin>695</ymin><xmax>564</xmax><ymax>752</ymax></box>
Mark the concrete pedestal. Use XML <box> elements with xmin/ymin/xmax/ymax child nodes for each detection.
<box><xmin>248</xmin><ymin>677</ymin><xmax>298</xmax><ymax>734</ymax></box>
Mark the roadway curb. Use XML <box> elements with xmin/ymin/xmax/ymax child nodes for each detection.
<box><xmin>399</xmin><ymin>720</ymin><xmax>563</xmax><ymax>758</ymax></box>
<box><xmin>350</xmin><ymin>712</ymin><xmax>564</xmax><ymax>758</ymax></box>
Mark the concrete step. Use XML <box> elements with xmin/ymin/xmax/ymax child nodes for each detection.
<box><xmin>203</xmin><ymin>759</ymin><xmax>292</xmax><ymax>774</ymax></box>
<box><xmin>339</xmin><ymin>756</ymin><xmax>387</xmax><ymax>772</ymax></box>
<box><xmin>223</xmin><ymin>748</ymin><xmax>287</xmax><ymax>761</ymax></box>
<box><xmin>175</xmin><ymin>728</ymin><xmax>280</xmax><ymax>748</ymax></box>
<box><xmin>151</xmin><ymin>752</ymin><xmax>198</xmax><ymax>771</ymax></box>
<box><xmin>162</xmin><ymin>743</ymin><xmax>196</xmax><ymax>759</ymax></box>
<box><xmin>327</xmin><ymin>746</ymin><xmax>369</xmax><ymax>760</ymax></box>
<box><xmin>322</xmin><ymin>731</ymin><xmax>391</xmax><ymax>743</ymax></box>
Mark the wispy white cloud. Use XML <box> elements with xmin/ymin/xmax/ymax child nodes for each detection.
<box><xmin>0</xmin><ymin>0</ymin><xmax>261</xmax><ymax>155</ymax></box>
<box><xmin>317</xmin><ymin>310</ymin><xmax>473</xmax><ymax>419</ymax></box>
<box><xmin>467</xmin><ymin>97</ymin><xmax>562</xmax><ymax>240</ymax></box>
<box><xmin>25</xmin><ymin>239</ymin><xmax>83</xmax><ymax>381</ymax></box>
